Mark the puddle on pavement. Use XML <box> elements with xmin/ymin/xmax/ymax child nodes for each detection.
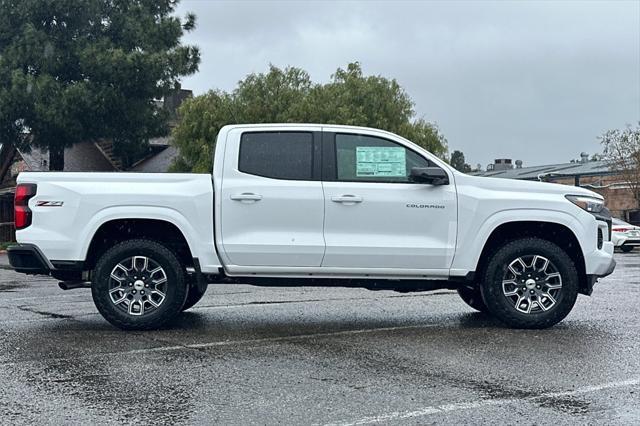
<box><xmin>0</xmin><ymin>283</ymin><xmax>23</xmax><ymax>292</ymax></box>
<box><xmin>23</xmin><ymin>354</ymin><xmax>197</xmax><ymax>423</ymax></box>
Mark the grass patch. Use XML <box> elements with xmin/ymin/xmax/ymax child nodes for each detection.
<box><xmin>0</xmin><ymin>242</ymin><xmax>14</xmax><ymax>250</ymax></box>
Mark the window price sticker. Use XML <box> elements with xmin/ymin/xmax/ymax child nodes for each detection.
<box><xmin>356</xmin><ymin>146</ymin><xmax>406</xmax><ymax>177</ymax></box>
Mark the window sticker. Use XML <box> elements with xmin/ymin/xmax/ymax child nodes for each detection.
<box><xmin>356</xmin><ymin>146</ymin><xmax>406</xmax><ymax>177</ymax></box>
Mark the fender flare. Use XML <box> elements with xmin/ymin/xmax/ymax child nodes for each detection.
<box><xmin>78</xmin><ymin>206</ymin><xmax>201</xmax><ymax>261</ymax></box>
<box><xmin>453</xmin><ymin>208</ymin><xmax>589</xmax><ymax>273</ymax></box>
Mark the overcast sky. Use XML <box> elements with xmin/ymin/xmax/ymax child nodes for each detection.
<box><xmin>174</xmin><ymin>0</ymin><xmax>640</xmax><ymax>169</ymax></box>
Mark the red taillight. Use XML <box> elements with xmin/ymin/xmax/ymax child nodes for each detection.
<box><xmin>14</xmin><ymin>183</ymin><xmax>37</xmax><ymax>230</ymax></box>
<box><xmin>612</xmin><ymin>227</ymin><xmax>630</xmax><ymax>233</ymax></box>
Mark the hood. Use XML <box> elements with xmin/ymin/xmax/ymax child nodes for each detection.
<box><xmin>458</xmin><ymin>173</ymin><xmax>602</xmax><ymax>199</ymax></box>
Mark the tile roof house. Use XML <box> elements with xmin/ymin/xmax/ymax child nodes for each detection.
<box><xmin>19</xmin><ymin>142</ymin><xmax>115</xmax><ymax>173</ymax></box>
<box><xmin>0</xmin><ymin>138</ymin><xmax>179</xmax><ymax>242</ymax></box>
<box><xmin>1</xmin><ymin>138</ymin><xmax>177</xmax><ymax>183</ymax></box>
<box><xmin>0</xmin><ymin>90</ymin><xmax>190</xmax><ymax>241</ymax></box>
<box><xmin>130</xmin><ymin>145</ymin><xmax>178</xmax><ymax>173</ymax></box>
<box><xmin>0</xmin><ymin>89</ymin><xmax>191</xmax><ymax>186</ymax></box>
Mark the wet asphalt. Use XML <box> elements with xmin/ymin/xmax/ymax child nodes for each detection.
<box><xmin>0</xmin><ymin>254</ymin><xmax>639</xmax><ymax>425</ymax></box>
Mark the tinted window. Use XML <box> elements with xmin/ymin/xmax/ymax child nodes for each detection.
<box><xmin>239</xmin><ymin>132</ymin><xmax>313</xmax><ymax>180</ymax></box>
<box><xmin>335</xmin><ymin>134</ymin><xmax>432</xmax><ymax>183</ymax></box>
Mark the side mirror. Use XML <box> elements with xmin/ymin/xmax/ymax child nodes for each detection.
<box><xmin>409</xmin><ymin>167</ymin><xmax>449</xmax><ymax>185</ymax></box>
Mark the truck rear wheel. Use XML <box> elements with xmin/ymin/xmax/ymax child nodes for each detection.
<box><xmin>92</xmin><ymin>239</ymin><xmax>188</xmax><ymax>330</ymax></box>
<box><xmin>479</xmin><ymin>238</ymin><xmax>579</xmax><ymax>329</ymax></box>
<box><xmin>457</xmin><ymin>285</ymin><xmax>488</xmax><ymax>312</ymax></box>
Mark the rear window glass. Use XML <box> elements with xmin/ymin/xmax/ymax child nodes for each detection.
<box><xmin>239</xmin><ymin>132</ymin><xmax>313</xmax><ymax>180</ymax></box>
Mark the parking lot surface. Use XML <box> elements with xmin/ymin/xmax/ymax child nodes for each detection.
<box><xmin>1</xmin><ymin>254</ymin><xmax>639</xmax><ymax>425</ymax></box>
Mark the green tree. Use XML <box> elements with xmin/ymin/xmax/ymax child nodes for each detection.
<box><xmin>450</xmin><ymin>150</ymin><xmax>471</xmax><ymax>173</ymax></box>
<box><xmin>0</xmin><ymin>0</ymin><xmax>200</xmax><ymax>170</ymax></box>
<box><xmin>171</xmin><ymin>63</ymin><xmax>447</xmax><ymax>172</ymax></box>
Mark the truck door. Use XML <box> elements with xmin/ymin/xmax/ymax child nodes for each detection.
<box><xmin>321</xmin><ymin>131</ymin><xmax>457</xmax><ymax>271</ymax></box>
<box><xmin>219</xmin><ymin>130</ymin><xmax>325</xmax><ymax>267</ymax></box>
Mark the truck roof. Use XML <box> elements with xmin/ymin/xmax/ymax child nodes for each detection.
<box><xmin>219</xmin><ymin>123</ymin><xmax>407</xmax><ymax>141</ymax></box>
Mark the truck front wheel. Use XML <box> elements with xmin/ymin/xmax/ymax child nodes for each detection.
<box><xmin>92</xmin><ymin>239</ymin><xmax>188</xmax><ymax>330</ymax></box>
<box><xmin>480</xmin><ymin>238</ymin><xmax>579</xmax><ymax>329</ymax></box>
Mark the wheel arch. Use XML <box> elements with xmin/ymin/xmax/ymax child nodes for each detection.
<box><xmin>78</xmin><ymin>205</ymin><xmax>206</xmax><ymax>265</ymax></box>
<box><xmin>84</xmin><ymin>218</ymin><xmax>195</xmax><ymax>270</ymax></box>
<box><xmin>474</xmin><ymin>220</ymin><xmax>588</xmax><ymax>294</ymax></box>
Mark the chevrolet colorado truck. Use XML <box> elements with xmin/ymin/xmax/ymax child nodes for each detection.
<box><xmin>8</xmin><ymin>124</ymin><xmax>616</xmax><ymax>330</ymax></box>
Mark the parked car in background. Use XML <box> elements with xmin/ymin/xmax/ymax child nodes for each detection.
<box><xmin>611</xmin><ymin>218</ymin><xmax>640</xmax><ymax>252</ymax></box>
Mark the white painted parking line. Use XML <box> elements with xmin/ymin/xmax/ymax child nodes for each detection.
<box><xmin>0</xmin><ymin>293</ymin><xmax>89</xmax><ymax>302</ymax></box>
<box><xmin>2</xmin><ymin>323</ymin><xmax>440</xmax><ymax>366</ymax></box>
<box><xmin>0</xmin><ymin>291</ymin><xmax>456</xmax><ymax>322</ymax></box>
<box><xmin>323</xmin><ymin>378</ymin><xmax>640</xmax><ymax>426</ymax></box>
<box><xmin>127</xmin><ymin>323</ymin><xmax>440</xmax><ymax>354</ymax></box>
<box><xmin>0</xmin><ymin>289</ymin><xmax>453</xmax><ymax>305</ymax></box>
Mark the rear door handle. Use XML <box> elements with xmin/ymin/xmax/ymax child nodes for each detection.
<box><xmin>331</xmin><ymin>195</ymin><xmax>363</xmax><ymax>204</ymax></box>
<box><xmin>230</xmin><ymin>192</ymin><xmax>263</xmax><ymax>203</ymax></box>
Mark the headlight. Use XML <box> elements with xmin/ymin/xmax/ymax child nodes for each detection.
<box><xmin>565</xmin><ymin>195</ymin><xmax>605</xmax><ymax>213</ymax></box>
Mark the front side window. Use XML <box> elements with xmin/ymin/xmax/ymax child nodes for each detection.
<box><xmin>335</xmin><ymin>133</ymin><xmax>432</xmax><ymax>183</ymax></box>
<box><xmin>239</xmin><ymin>132</ymin><xmax>313</xmax><ymax>180</ymax></box>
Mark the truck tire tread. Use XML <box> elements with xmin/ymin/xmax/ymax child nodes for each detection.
<box><xmin>92</xmin><ymin>239</ymin><xmax>188</xmax><ymax>330</ymax></box>
<box><xmin>480</xmin><ymin>237</ymin><xmax>579</xmax><ymax>329</ymax></box>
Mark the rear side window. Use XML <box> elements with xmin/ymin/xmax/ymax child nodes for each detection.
<box><xmin>239</xmin><ymin>132</ymin><xmax>314</xmax><ymax>180</ymax></box>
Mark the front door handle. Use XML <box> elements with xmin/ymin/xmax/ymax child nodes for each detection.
<box><xmin>230</xmin><ymin>192</ymin><xmax>263</xmax><ymax>203</ymax></box>
<box><xmin>331</xmin><ymin>195</ymin><xmax>363</xmax><ymax>204</ymax></box>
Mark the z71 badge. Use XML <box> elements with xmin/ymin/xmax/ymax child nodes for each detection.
<box><xmin>36</xmin><ymin>201</ymin><xmax>64</xmax><ymax>207</ymax></box>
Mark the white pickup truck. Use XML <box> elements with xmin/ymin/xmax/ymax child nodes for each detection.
<box><xmin>8</xmin><ymin>124</ymin><xmax>615</xmax><ymax>330</ymax></box>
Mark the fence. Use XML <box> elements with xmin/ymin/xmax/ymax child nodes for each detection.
<box><xmin>0</xmin><ymin>193</ymin><xmax>14</xmax><ymax>242</ymax></box>
<box><xmin>0</xmin><ymin>222</ymin><xmax>14</xmax><ymax>242</ymax></box>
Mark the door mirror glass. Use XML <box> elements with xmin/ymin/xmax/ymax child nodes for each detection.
<box><xmin>409</xmin><ymin>167</ymin><xmax>449</xmax><ymax>185</ymax></box>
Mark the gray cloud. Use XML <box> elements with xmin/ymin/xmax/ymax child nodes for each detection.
<box><xmin>175</xmin><ymin>0</ymin><xmax>640</xmax><ymax>168</ymax></box>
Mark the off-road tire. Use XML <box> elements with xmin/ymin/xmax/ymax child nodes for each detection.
<box><xmin>92</xmin><ymin>239</ymin><xmax>188</xmax><ymax>330</ymax></box>
<box><xmin>480</xmin><ymin>238</ymin><xmax>579</xmax><ymax>329</ymax></box>
<box><xmin>457</xmin><ymin>285</ymin><xmax>488</xmax><ymax>312</ymax></box>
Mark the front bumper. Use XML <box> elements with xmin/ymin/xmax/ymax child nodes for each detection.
<box><xmin>584</xmin><ymin>241</ymin><xmax>616</xmax><ymax>295</ymax></box>
<box><xmin>7</xmin><ymin>244</ymin><xmax>52</xmax><ymax>275</ymax></box>
<box><xmin>596</xmin><ymin>255</ymin><xmax>616</xmax><ymax>278</ymax></box>
<box><xmin>583</xmin><ymin>206</ymin><xmax>615</xmax><ymax>295</ymax></box>
<box><xmin>621</xmin><ymin>239</ymin><xmax>640</xmax><ymax>247</ymax></box>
